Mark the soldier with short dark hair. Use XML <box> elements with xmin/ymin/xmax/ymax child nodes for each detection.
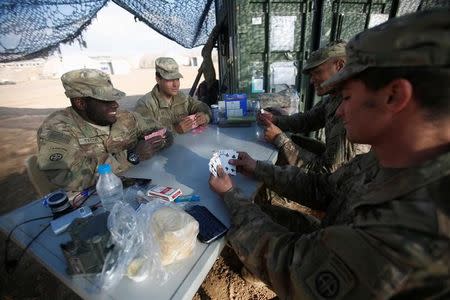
<box><xmin>135</xmin><ymin>57</ymin><xmax>212</xmax><ymax>134</ymax></box>
<box><xmin>259</xmin><ymin>41</ymin><xmax>368</xmax><ymax>173</ymax></box>
<box><xmin>209</xmin><ymin>9</ymin><xmax>450</xmax><ymax>299</ymax></box>
<box><xmin>37</xmin><ymin>69</ymin><xmax>172</xmax><ymax>195</ymax></box>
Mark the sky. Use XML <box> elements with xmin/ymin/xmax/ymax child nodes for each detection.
<box><xmin>59</xmin><ymin>2</ymin><xmax>202</xmax><ymax>58</ymax></box>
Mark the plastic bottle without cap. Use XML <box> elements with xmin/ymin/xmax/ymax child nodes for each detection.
<box><xmin>96</xmin><ymin>164</ymin><xmax>124</xmax><ymax>211</ymax></box>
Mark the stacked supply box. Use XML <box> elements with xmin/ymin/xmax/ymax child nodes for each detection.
<box><xmin>224</xmin><ymin>94</ymin><xmax>247</xmax><ymax>118</ymax></box>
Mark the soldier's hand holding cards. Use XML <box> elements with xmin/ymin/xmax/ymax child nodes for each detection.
<box><xmin>209</xmin><ymin>149</ymin><xmax>238</xmax><ymax>176</ymax></box>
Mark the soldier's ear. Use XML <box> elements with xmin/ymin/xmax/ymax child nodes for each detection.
<box><xmin>384</xmin><ymin>79</ymin><xmax>413</xmax><ymax>114</ymax></box>
<box><xmin>71</xmin><ymin>98</ymin><xmax>87</xmax><ymax>111</ymax></box>
<box><xmin>335</xmin><ymin>59</ymin><xmax>345</xmax><ymax>72</ymax></box>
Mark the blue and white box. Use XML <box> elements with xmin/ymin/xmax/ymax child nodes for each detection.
<box><xmin>224</xmin><ymin>94</ymin><xmax>247</xmax><ymax>118</ymax></box>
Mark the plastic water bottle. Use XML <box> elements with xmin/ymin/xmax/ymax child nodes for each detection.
<box><xmin>96</xmin><ymin>164</ymin><xmax>123</xmax><ymax>211</ymax></box>
<box><xmin>211</xmin><ymin>104</ymin><xmax>219</xmax><ymax>124</ymax></box>
<box><xmin>253</xmin><ymin>100</ymin><xmax>265</xmax><ymax>141</ymax></box>
<box><xmin>256</xmin><ymin>123</ymin><xmax>265</xmax><ymax>141</ymax></box>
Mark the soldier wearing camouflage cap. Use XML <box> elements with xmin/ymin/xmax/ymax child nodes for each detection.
<box><xmin>259</xmin><ymin>40</ymin><xmax>368</xmax><ymax>176</ymax></box>
<box><xmin>210</xmin><ymin>8</ymin><xmax>450</xmax><ymax>299</ymax></box>
<box><xmin>37</xmin><ymin>69</ymin><xmax>172</xmax><ymax>194</ymax></box>
<box><xmin>302</xmin><ymin>40</ymin><xmax>346</xmax><ymax>96</ymax></box>
<box><xmin>135</xmin><ymin>57</ymin><xmax>212</xmax><ymax>134</ymax></box>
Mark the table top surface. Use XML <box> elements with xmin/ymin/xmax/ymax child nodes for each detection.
<box><xmin>0</xmin><ymin>124</ymin><xmax>277</xmax><ymax>300</ymax></box>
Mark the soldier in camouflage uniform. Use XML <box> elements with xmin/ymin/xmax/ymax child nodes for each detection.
<box><xmin>135</xmin><ymin>57</ymin><xmax>212</xmax><ymax>134</ymax></box>
<box><xmin>37</xmin><ymin>69</ymin><xmax>172</xmax><ymax>194</ymax></box>
<box><xmin>260</xmin><ymin>41</ymin><xmax>368</xmax><ymax>173</ymax></box>
<box><xmin>210</xmin><ymin>9</ymin><xmax>450</xmax><ymax>299</ymax></box>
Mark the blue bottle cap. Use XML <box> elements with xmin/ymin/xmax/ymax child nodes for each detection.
<box><xmin>97</xmin><ymin>164</ymin><xmax>112</xmax><ymax>174</ymax></box>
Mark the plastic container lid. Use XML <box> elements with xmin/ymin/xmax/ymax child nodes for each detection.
<box><xmin>97</xmin><ymin>164</ymin><xmax>112</xmax><ymax>174</ymax></box>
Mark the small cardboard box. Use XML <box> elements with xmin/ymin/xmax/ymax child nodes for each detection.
<box><xmin>147</xmin><ymin>185</ymin><xmax>182</xmax><ymax>202</ymax></box>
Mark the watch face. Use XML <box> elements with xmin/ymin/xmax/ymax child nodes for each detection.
<box><xmin>128</xmin><ymin>152</ymin><xmax>140</xmax><ymax>165</ymax></box>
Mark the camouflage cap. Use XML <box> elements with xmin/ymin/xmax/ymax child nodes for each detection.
<box><xmin>322</xmin><ymin>8</ymin><xmax>450</xmax><ymax>90</ymax></box>
<box><xmin>302</xmin><ymin>41</ymin><xmax>347</xmax><ymax>74</ymax></box>
<box><xmin>155</xmin><ymin>57</ymin><xmax>183</xmax><ymax>80</ymax></box>
<box><xmin>61</xmin><ymin>69</ymin><xmax>125</xmax><ymax>101</ymax></box>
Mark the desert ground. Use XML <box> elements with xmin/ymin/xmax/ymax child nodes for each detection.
<box><xmin>0</xmin><ymin>65</ymin><xmax>276</xmax><ymax>300</ymax></box>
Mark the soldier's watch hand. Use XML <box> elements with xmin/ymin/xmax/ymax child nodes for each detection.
<box><xmin>163</xmin><ymin>131</ymin><xmax>174</xmax><ymax>147</ymax></box>
<box><xmin>127</xmin><ymin>148</ymin><xmax>140</xmax><ymax>165</ymax></box>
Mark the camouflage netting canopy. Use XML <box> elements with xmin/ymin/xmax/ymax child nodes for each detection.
<box><xmin>0</xmin><ymin>0</ymin><xmax>216</xmax><ymax>62</ymax></box>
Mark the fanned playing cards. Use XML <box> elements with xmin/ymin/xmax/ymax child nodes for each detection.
<box><xmin>208</xmin><ymin>149</ymin><xmax>238</xmax><ymax>176</ymax></box>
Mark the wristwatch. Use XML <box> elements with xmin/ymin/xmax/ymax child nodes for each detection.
<box><xmin>127</xmin><ymin>149</ymin><xmax>140</xmax><ymax>165</ymax></box>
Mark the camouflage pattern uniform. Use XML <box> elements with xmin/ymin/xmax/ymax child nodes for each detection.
<box><xmin>261</xmin><ymin>44</ymin><xmax>368</xmax><ymax>213</ymax></box>
<box><xmin>223</xmin><ymin>9</ymin><xmax>450</xmax><ymax>299</ymax></box>
<box><xmin>274</xmin><ymin>94</ymin><xmax>364</xmax><ymax>173</ymax></box>
<box><xmin>135</xmin><ymin>57</ymin><xmax>211</xmax><ymax>131</ymax></box>
<box><xmin>272</xmin><ymin>42</ymin><xmax>368</xmax><ymax>173</ymax></box>
<box><xmin>135</xmin><ymin>85</ymin><xmax>212</xmax><ymax>131</ymax></box>
<box><xmin>226</xmin><ymin>151</ymin><xmax>449</xmax><ymax>299</ymax></box>
<box><xmin>37</xmin><ymin>69</ymin><xmax>163</xmax><ymax>193</ymax></box>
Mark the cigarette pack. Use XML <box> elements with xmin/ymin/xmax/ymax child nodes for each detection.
<box><xmin>146</xmin><ymin>185</ymin><xmax>182</xmax><ymax>202</ymax></box>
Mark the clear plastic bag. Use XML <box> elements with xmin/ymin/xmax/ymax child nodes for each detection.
<box><xmin>258</xmin><ymin>87</ymin><xmax>300</xmax><ymax>115</ymax></box>
<box><xmin>150</xmin><ymin>206</ymin><xmax>199</xmax><ymax>266</ymax></box>
<box><xmin>99</xmin><ymin>195</ymin><xmax>199</xmax><ymax>290</ymax></box>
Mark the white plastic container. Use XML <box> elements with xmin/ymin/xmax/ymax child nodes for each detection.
<box><xmin>96</xmin><ymin>164</ymin><xmax>123</xmax><ymax>211</ymax></box>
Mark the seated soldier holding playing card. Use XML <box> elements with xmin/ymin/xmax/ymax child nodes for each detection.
<box><xmin>37</xmin><ymin>69</ymin><xmax>173</xmax><ymax>196</ymax></box>
<box><xmin>135</xmin><ymin>57</ymin><xmax>212</xmax><ymax>134</ymax></box>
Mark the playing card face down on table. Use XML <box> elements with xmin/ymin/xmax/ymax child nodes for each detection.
<box><xmin>208</xmin><ymin>149</ymin><xmax>238</xmax><ymax>176</ymax></box>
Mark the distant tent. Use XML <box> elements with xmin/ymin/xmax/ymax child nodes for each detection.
<box><xmin>108</xmin><ymin>58</ymin><xmax>131</xmax><ymax>75</ymax></box>
<box><xmin>42</xmin><ymin>55</ymin><xmax>101</xmax><ymax>79</ymax></box>
<box><xmin>138</xmin><ymin>52</ymin><xmax>203</xmax><ymax>69</ymax></box>
<box><xmin>42</xmin><ymin>55</ymin><xmax>132</xmax><ymax>78</ymax></box>
<box><xmin>139</xmin><ymin>54</ymin><xmax>156</xmax><ymax>69</ymax></box>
